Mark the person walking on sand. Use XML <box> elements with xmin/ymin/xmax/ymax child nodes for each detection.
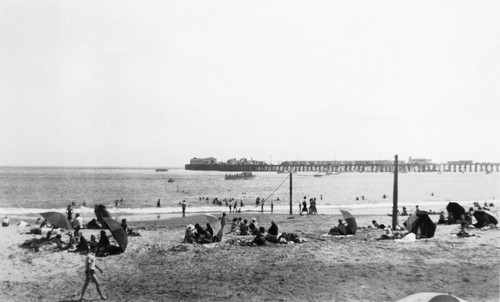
<box><xmin>80</xmin><ymin>247</ymin><xmax>107</xmax><ymax>301</ymax></box>
<box><xmin>181</xmin><ymin>200</ymin><xmax>187</xmax><ymax>217</ymax></box>
<box><xmin>261</xmin><ymin>200</ymin><xmax>264</xmax><ymax>213</ymax></box>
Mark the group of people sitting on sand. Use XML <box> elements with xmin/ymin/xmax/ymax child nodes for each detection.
<box><xmin>20</xmin><ymin>216</ymin><xmax>131</xmax><ymax>256</ymax></box>
<box><xmin>237</xmin><ymin>220</ymin><xmax>306</xmax><ymax>246</ymax></box>
<box><xmin>22</xmin><ymin>225</ymin><xmax>105</xmax><ymax>254</ymax></box>
<box><xmin>328</xmin><ymin>219</ymin><xmax>357</xmax><ymax>235</ymax></box>
<box><xmin>182</xmin><ymin>222</ymin><xmax>218</xmax><ymax>244</ymax></box>
<box><xmin>229</xmin><ymin>217</ymin><xmax>261</xmax><ymax>235</ymax></box>
<box><xmin>182</xmin><ymin>217</ymin><xmax>306</xmax><ymax>246</ymax></box>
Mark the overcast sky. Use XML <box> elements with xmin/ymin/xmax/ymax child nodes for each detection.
<box><xmin>1</xmin><ymin>1</ymin><xmax>499</xmax><ymax>167</ymax></box>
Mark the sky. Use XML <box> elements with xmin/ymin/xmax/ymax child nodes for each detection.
<box><xmin>1</xmin><ymin>1</ymin><xmax>499</xmax><ymax>167</ymax></box>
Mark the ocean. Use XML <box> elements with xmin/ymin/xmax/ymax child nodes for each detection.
<box><xmin>0</xmin><ymin>166</ymin><xmax>498</xmax><ymax>220</ymax></box>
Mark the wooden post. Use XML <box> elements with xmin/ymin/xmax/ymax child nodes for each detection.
<box><xmin>392</xmin><ymin>154</ymin><xmax>398</xmax><ymax>230</ymax></box>
<box><xmin>289</xmin><ymin>173</ymin><xmax>293</xmax><ymax>215</ymax></box>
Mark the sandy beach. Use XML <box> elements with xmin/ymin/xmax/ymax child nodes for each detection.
<box><xmin>1</xmin><ymin>210</ymin><xmax>499</xmax><ymax>302</ymax></box>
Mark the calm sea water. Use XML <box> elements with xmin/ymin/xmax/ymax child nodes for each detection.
<box><xmin>0</xmin><ymin>167</ymin><xmax>498</xmax><ymax>218</ymax></box>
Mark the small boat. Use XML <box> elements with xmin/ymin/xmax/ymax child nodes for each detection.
<box><xmin>167</xmin><ymin>178</ymin><xmax>175</xmax><ymax>183</ymax></box>
<box><xmin>313</xmin><ymin>171</ymin><xmax>337</xmax><ymax>177</ymax></box>
<box><xmin>225</xmin><ymin>172</ymin><xmax>256</xmax><ymax>180</ymax></box>
<box><xmin>155</xmin><ymin>168</ymin><xmax>168</xmax><ymax>172</ymax></box>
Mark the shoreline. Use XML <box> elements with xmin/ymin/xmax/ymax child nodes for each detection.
<box><xmin>2</xmin><ymin>199</ymin><xmax>497</xmax><ymax>224</ymax></box>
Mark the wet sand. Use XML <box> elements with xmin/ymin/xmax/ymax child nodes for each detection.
<box><xmin>0</xmin><ymin>210</ymin><xmax>499</xmax><ymax>302</ymax></box>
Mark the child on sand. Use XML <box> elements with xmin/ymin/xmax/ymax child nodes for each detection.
<box><xmin>80</xmin><ymin>247</ymin><xmax>107</xmax><ymax>300</ymax></box>
<box><xmin>2</xmin><ymin>216</ymin><xmax>9</xmax><ymax>227</ymax></box>
<box><xmin>253</xmin><ymin>227</ymin><xmax>267</xmax><ymax>246</ymax></box>
<box><xmin>183</xmin><ymin>225</ymin><xmax>196</xmax><ymax>243</ymax></box>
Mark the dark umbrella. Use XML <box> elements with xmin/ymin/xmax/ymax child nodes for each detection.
<box><xmin>40</xmin><ymin>212</ymin><xmax>72</xmax><ymax>229</ymax></box>
<box><xmin>340</xmin><ymin>210</ymin><xmax>357</xmax><ymax>235</ymax></box>
<box><xmin>446</xmin><ymin>202</ymin><xmax>465</xmax><ymax>223</ymax></box>
<box><xmin>102</xmin><ymin>217</ymin><xmax>128</xmax><ymax>253</ymax></box>
<box><xmin>94</xmin><ymin>204</ymin><xmax>111</xmax><ymax>226</ymax></box>
<box><xmin>416</xmin><ymin>214</ymin><xmax>437</xmax><ymax>238</ymax></box>
<box><xmin>473</xmin><ymin>210</ymin><xmax>498</xmax><ymax>228</ymax></box>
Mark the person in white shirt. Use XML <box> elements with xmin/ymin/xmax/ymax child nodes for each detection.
<box><xmin>80</xmin><ymin>247</ymin><xmax>107</xmax><ymax>300</ymax></box>
<box><xmin>73</xmin><ymin>213</ymin><xmax>83</xmax><ymax>229</ymax></box>
<box><xmin>72</xmin><ymin>213</ymin><xmax>84</xmax><ymax>237</ymax></box>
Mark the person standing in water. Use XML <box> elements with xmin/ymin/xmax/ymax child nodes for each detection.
<box><xmin>80</xmin><ymin>247</ymin><xmax>107</xmax><ymax>300</ymax></box>
<box><xmin>157</xmin><ymin>199</ymin><xmax>161</xmax><ymax>207</ymax></box>
<box><xmin>66</xmin><ymin>205</ymin><xmax>73</xmax><ymax>221</ymax></box>
<box><xmin>181</xmin><ymin>200</ymin><xmax>187</xmax><ymax>217</ymax></box>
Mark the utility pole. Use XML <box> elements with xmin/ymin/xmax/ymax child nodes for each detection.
<box><xmin>392</xmin><ymin>154</ymin><xmax>399</xmax><ymax>230</ymax></box>
<box><xmin>289</xmin><ymin>173</ymin><xmax>293</xmax><ymax>215</ymax></box>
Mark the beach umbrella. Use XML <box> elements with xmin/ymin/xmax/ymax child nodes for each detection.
<box><xmin>102</xmin><ymin>217</ymin><xmax>128</xmax><ymax>253</ymax></box>
<box><xmin>204</xmin><ymin>214</ymin><xmax>225</xmax><ymax>241</ymax></box>
<box><xmin>339</xmin><ymin>209</ymin><xmax>357</xmax><ymax>235</ymax></box>
<box><xmin>395</xmin><ymin>292</ymin><xmax>466</xmax><ymax>302</ymax></box>
<box><xmin>94</xmin><ymin>204</ymin><xmax>111</xmax><ymax>226</ymax></box>
<box><xmin>473</xmin><ymin>210</ymin><xmax>498</xmax><ymax>228</ymax></box>
<box><xmin>446</xmin><ymin>202</ymin><xmax>465</xmax><ymax>222</ymax></box>
<box><xmin>40</xmin><ymin>212</ymin><xmax>72</xmax><ymax>230</ymax></box>
<box><xmin>405</xmin><ymin>214</ymin><xmax>436</xmax><ymax>238</ymax></box>
<box><xmin>204</xmin><ymin>214</ymin><xmax>220</xmax><ymax>226</ymax></box>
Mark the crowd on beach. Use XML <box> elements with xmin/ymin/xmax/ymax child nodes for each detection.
<box><xmin>183</xmin><ymin>212</ymin><xmax>307</xmax><ymax>246</ymax></box>
<box><xmin>194</xmin><ymin>195</ymin><xmax>281</xmax><ymax>214</ymax></box>
<box><xmin>2</xmin><ymin>196</ymin><xmax>498</xmax><ymax>301</ymax></box>
<box><xmin>197</xmin><ymin>194</ymin><xmax>322</xmax><ymax>216</ymax></box>
<box><xmin>321</xmin><ymin>201</ymin><xmax>498</xmax><ymax>241</ymax></box>
<box><xmin>12</xmin><ymin>204</ymin><xmax>138</xmax><ymax>256</ymax></box>
<box><xmin>2</xmin><ymin>203</ymin><xmax>147</xmax><ymax>300</ymax></box>
<box><xmin>19</xmin><ymin>218</ymin><xmax>117</xmax><ymax>256</ymax></box>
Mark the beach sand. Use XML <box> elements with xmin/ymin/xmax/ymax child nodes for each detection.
<box><xmin>1</xmin><ymin>211</ymin><xmax>499</xmax><ymax>302</ymax></box>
